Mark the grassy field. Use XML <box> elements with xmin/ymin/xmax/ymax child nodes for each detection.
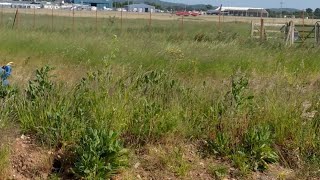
<box><xmin>0</xmin><ymin>10</ymin><xmax>320</xmax><ymax>179</ymax></box>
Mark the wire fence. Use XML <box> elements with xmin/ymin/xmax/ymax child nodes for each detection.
<box><xmin>0</xmin><ymin>6</ymin><xmax>317</xmax><ymax>34</ymax></box>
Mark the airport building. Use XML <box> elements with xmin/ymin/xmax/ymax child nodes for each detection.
<box><xmin>73</xmin><ymin>0</ymin><xmax>113</xmax><ymax>9</ymax></box>
<box><xmin>208</xmin><ymin>6</ymin><xmax>269</xmax><ymax>17</ymax></box>
<box><xmin>125</xmin><ymin>3</ymin><xmax>155</xmax><ymax>13</ymax></box>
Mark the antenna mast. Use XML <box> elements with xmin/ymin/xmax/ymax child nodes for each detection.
<box><xmin>280</xmin><ymin>0</ymin><xmax>284</xmax><ymax>18</ymax></box>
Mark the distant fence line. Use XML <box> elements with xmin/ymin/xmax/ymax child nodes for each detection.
<box><xmin>0</xmin><ymin>7</ymin><xmax>318</xmax><ymax>33</ymax></box>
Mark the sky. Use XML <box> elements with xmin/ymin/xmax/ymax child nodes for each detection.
<box><xmin>166</xmin><ymin>0</ymin><xmax>319</xmax><ymax>9</ymax></box>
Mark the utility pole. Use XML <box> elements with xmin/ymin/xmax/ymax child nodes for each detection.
<box><xmin>280</xmin><ymin>0</ymin><xmax>284</xmax><ymax>18</ymax></box>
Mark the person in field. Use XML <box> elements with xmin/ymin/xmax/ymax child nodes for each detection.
<box><xmin>0</xmin><ymin>62</ymin><xmax>13</xmax><ymax>86</ymax></box>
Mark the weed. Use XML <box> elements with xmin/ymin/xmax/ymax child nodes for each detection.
<box><xmin>231</xmin><ymin>151</ymin><xmax>250</xmax><ymax>176</ymax></box>
<box><xmin>165</xmin><ymin>46</ymin><xmax>185</xmax><ymax>61</ymax></box>
<box><xmin>167</xmin><ymin>147</ymin><xmax>190</xmax><ymax>177</ymax></box>
<box><xmin>1</xmin><ymin>15</ymin><xmax>320</xmax><ymax>178</ymax></box>
<box><xmin>207</xmin><ymin>132</ymin><xmax>231</xmax><ymax>157</ymax></box>
<box><xmin>26</xmin><ymin>65</ymin><xmax>55</xmax><ymax>101</ymax></box>
<box><xmin>208</xmin><ymin>164</ymin><xmax>228</xmax><ymax>179</ymax></box>
<box><xmin>0</xmin><ymin>146</ymin><xmax>9</xmax><ymax>178</ymax></box>
<box><xmin>194</xmin><ymin>32</ymin><xmax>212</xmax><ymax>42</ymax></box>
<box><xmin>230</xmin><ymin>70</ymin><xmax>254</xmax><ymax>112</ymax></box>
<box><xmin>73</xmin><ymin>127</ymin><xmax>128</xmax><ymax>179</ymax></box>
<box><xmin>108</xmin><ymin>16</ymin><xmax>116</xmax><ymax>25</ymax></box>
<box><xmin>242</xmin><ymin>125</ymin><xmax>278</xmax><ymax>171</ymax></box>
<box><xmin>0</xmin><ymin>85</ymin><xmax>18</xmax><ymax>99</ymax></box>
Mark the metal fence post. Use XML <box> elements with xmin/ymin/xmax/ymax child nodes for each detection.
<box><xmin>12</xmin><ymin>8</ymin><xmax>19</xmax><ymax>29</ymax></box>
<box><xmin>51</xmin><ymin>7</ymin><xmax>54</xmax><ymax>31</ymax></box>
<box><xmin>33</xmin><ymin>7</ymin><xmax>35</xmax><ymax>29</ymax></box>
<box><xmin>1</xmin><ymin>5</ymin><xmax>3</xmax><ymax>27</ymax></box>
<box><xmin>149</xmin><ymin>9</ymin><xmax>152</xmax><ymax>31</ymax></box>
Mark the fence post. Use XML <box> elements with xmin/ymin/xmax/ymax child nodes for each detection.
<box><xmin>260</xmin><ymin>18</ymin><xmax>264</xmax><ymax>40</ymax></box>
<box><xmin>251</xmin><ymin>21</ymin><xmax>254</xmax><ymax>37</ymax></box>
<box><xmin>12</xmin><ymin>8</ymin><xmax>19</xmax><ymax>29</ymax></box>
<box><xmin>181</xmin><ymin>15</ymin><xmax>184</xmax><ymax>35</ymax></box>
<box><xmin>1</xmin><ymin>5</ymin><xmax>3</xmax><ymax>27</ymax></box>
<box><xmin>149</xmin><ymin>9</ymin><xmax>151</xmax><ymax>31</ymax></box>
<box><xmin>51</xmin><ymin>7</ymin><xmax>54</xmax><ymax>31</ymax></box>
<box><xmin>33</xmin><ymin>7</ymin><xmax>35</xmax><ymax>29</ymax></box>
<box><xmin>121</xmin><ymin>9</ymin><xmax>123</xmax><ymax>31</ymax></box>
<box><xmin>218</xmin><ymin>11</ymin><xmax>221</xmax><ymax>31</ymax></box>
<box><xmin>315</xmin><ymin>22</ymin><xmax>320</xmax><ymax>45</ymax></box>
<box><xmin>291</xmin><ymin>22</ymin><xmax>295</xmax><ymax>45</ymax></box>
<box><xmin>95</xmin><ymin>9</ymin><xmax>98</xmax><ymax>33</ymax></box>
<box><xmin>301</xmin><ymin>10</ymin><xmax>304</xmax><ymax>41</ymax></box>
<box><xmin>72</xmin><ymin>7</ymin><xmax>75</xmax><ymax>32</ymax></box>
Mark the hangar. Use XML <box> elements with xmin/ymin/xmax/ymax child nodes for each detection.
<box><xmin>207</xmin><ymin>6</ymin><xmax>269</xmax><ymax>17</ymax></box>
<box><xmin>125</xmin><ymin>3</ymin><xmax>155</xmax><ymax>13</ymax></box>
<box><xmin>73</xmin><ymin>0</ymin><xmax>112</xmax><ymax>9</ymax></box>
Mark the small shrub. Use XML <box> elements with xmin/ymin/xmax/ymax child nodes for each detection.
<box><xmin>165</xmin><ymin>46</ymin><xmax>185</xmax><ymax>61</ymax></box>
<box><xmin>231</xmin><ymin>151</ymin><xmax>250</xmax><ymax>176</ymax></box>
<box><xmin>194</xmin><ymin>32</ymin><xmax>212</xmax><ymax>42</ymax></box>
<box><xmin>208</xmin><ymin>165</ymin><xmax>228</xmax><ymax>179</ymax></box>
<box><xmin>0</xmin><ymin>85</ymin><xmax>18</xmax><ymax>99</ymax></box>
<box><xmin>166</xmin><ymin>147</ymin><xmax>190</xmax><ymax>177</ymax></box>
<box><xmin>74</xmin><ymin>127</ymin><xmax>128</xmax><ymax>179</ymax></box>
<box><xmin>207</xmin><ymin>132</ymin><xmax>231</xmax><ymax>156</ymax></box>
<box><xmin>230</xmin><ymin>71</ymin><xmax>254</xmax><ymax>111</ymax></box>
<box><xmin>108</xmin><ymin>16</ymin><xmax>116</xmax><ymax>25</ymax></box>
<box><xmin>26</xmin><ymin>65</ymin><xmax>55</xmax><ymax>100</ymax></box>
<box><xmin>242</xmin><ymin>125</ymin><xmax>278</xmax><ymax>171</ymax></box>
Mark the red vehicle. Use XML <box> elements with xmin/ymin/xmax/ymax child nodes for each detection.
<box><xmin>176</xmin><ymin>11</ymin><xmax>190</xmax><ymax>16</ymax></box>
<box><xmin>190</xmin><ymin>12</ymin><xmax>200</xmax><ymax>16</ymax></box>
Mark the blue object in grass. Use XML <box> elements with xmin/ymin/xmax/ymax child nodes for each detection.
<box><xmin>0</xmin><ymin>65</ymin><xmax>12</xmax><ymax>86</ymax></box>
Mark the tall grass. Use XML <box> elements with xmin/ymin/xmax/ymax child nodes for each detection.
<box><xmin>0</xmin><ymin>12</ymin><xmax>320</xmax><ymax>178</ymax></box>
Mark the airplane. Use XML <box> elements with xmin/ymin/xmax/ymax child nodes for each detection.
<box><xmin>190</xmin><ymin>11</ymin><xmax>201</xmax><ymax>16</ymax></box>
<box><xmin>206</xmin><ymin>4</ymin><xmax>227</xmax><ymax>15</ymax></box>
<box><xmin>176</xmin><ymin>10</ymin><xmax>202</xmax><ymax>17</ymax></box>
<box><xmin>176</xmin><ymin>11</ymin><xmax>190</xmax><ymax>16</ymax></box>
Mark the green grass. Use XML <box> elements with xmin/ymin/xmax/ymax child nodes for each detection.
<box><xmin>0</xmin><ymin>145</ymin><xmax>9</xmax><ymax>178</ymax></box>
<box><xmin>0</xmin><ymin>11</ymin><xmax>320</xmax><ymax>179</ymax></box>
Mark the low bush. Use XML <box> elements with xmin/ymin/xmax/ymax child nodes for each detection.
<box><xmin>74</xmin><ymin>128</ymin><xmax>128</xmax><ymax>179</ymax></box>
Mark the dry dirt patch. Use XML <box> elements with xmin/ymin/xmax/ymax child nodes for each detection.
<box><xmin>7</xmin><ymin>134</ymin><xmax>53</xmax><ymax>180</ymax></box>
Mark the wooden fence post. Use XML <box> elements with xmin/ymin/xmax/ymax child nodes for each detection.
<box><xmin>315</xmin><ymin>22</ymin><xmax>320</xmax><ymax>45</ymax></box>
<box><xmin>181</xmin><ymin>15</ymin><xmax>184</xmax><ymax>35</ymax></box>
<box><xmin>251</xmin><ymin>21</ymin><xmax>254</xmax><ymax>37</ymax></box>
<box><xmin>291</xmin><ymin>22</ymin><xmax>295</xmax><ymax>45</ymax></box>
<box><xmin>260</xmin><ymin>18</ymin><xmax>264</xmax><ymax>40</ymax></box>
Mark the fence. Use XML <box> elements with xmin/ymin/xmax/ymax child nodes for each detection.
<box><xmin>1</xmin><ymin>7</ymin><xmax>318</xmax><ymax>32</ymax></box>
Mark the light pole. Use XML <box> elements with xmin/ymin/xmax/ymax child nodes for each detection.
<box><xmin>280</xmin><ymin>0</ymin><xmax>284</xmax><ymax>18</ymax></box>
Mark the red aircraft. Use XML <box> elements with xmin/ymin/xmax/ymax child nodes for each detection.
<box><xmin>175</xmin><ymin>11</ymin><xmax>190</xmax><ymax>16</ymax></box>
<box><xmin>190</xmin><ymin>12</ymin><xmax>200</xmax><ymax>16</ymax></box>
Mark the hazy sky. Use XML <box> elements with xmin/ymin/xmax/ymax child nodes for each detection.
<box><xmin>166</xmin><ymin>0</ymin><xmax>319</xmax><ymax>9</ymax></box>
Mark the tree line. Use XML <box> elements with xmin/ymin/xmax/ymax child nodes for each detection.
<box><xmin>267</xmin><ymin>8</ymin><xmax>320</xmax><ymax>19</ymax></box>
